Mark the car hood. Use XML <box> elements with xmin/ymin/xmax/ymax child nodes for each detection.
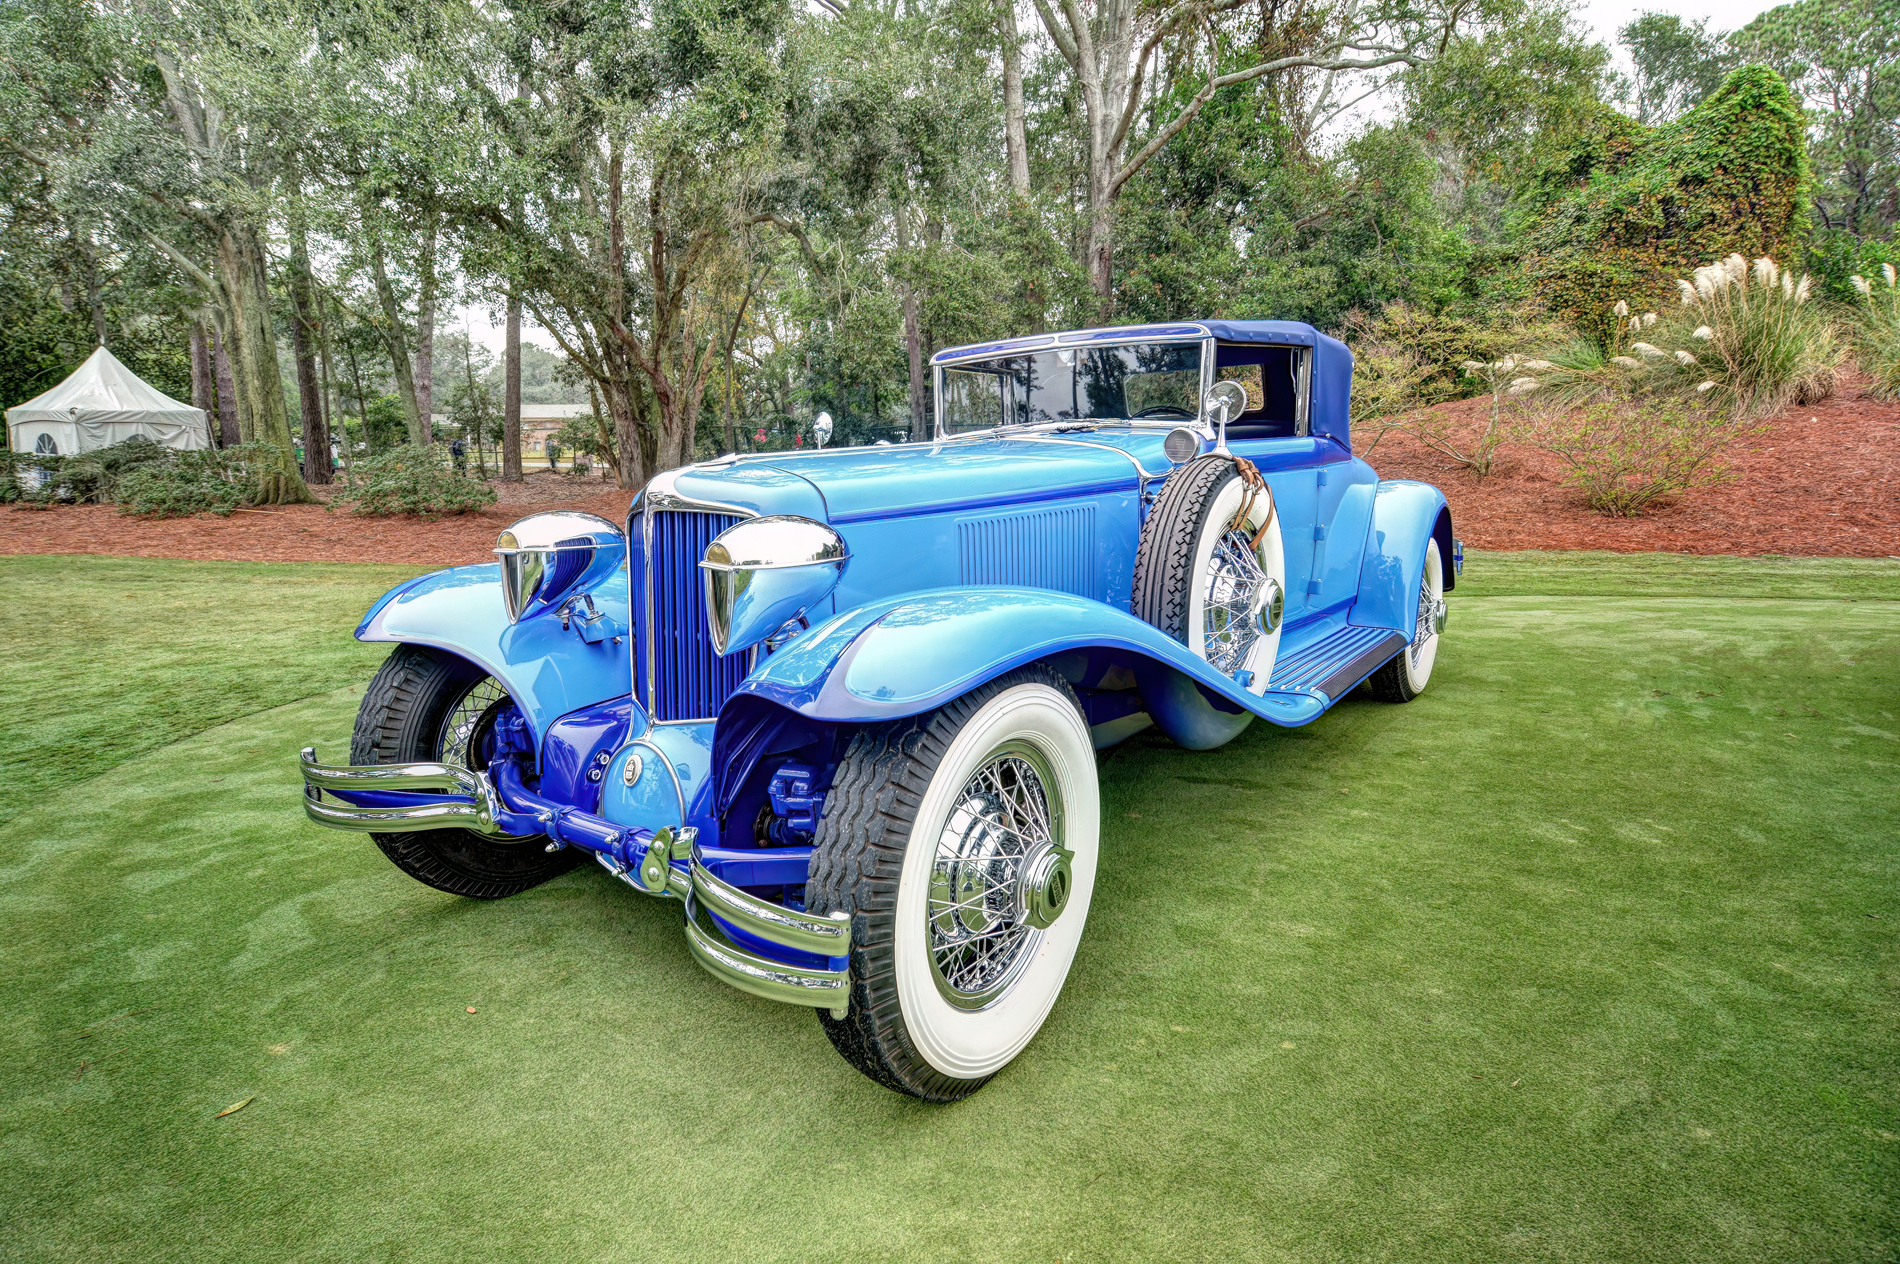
<box><xmin>661</xmin><ymin>432</ymin><xmax>1176</xmax><ymax>525</ymax></box>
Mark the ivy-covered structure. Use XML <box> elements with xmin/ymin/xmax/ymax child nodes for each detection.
<box><xmin>1528</xmin><ymin>66</ymin><xmax>1812</xmax><ymax>342</ymax></box>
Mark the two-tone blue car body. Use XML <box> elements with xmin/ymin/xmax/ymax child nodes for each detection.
<box><xmin>301</xmin><ymin>319</ymin><xmax>1458</xmax><ymax>1100</ymax></box>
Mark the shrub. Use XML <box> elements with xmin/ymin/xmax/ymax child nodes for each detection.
<box><xmin>1409</xmin><ymin>356</ymin><xmax>1548</xmax><ymax>478</ymax></box>
<box><xmin>1527</xmin><ymin>67</ymin><xmax>1812</xmax><ymax>343</ymax></box>
<box><xmin>1515</xmin><ymin>256</ymin><xmax>1840</xmax><ymax>418</ymax></box>
<box><xmin>1337</xmin><ymin>302</ymin><xmax>1566</xmax><ymax>413</ymax></box>
<box><xmin>0</xmin><ymin>435</ymin><xmax>178</xmax><ymax>507</ymax></box>
<box><xmin>115</xmin><ymin>448</ymin><xmax>264</xmax><ymax>517</ymax></box>
<box><xmin>337</xmin><ymin>444</ymin><xmax>497</xmax><ymax>518</ymax></box>
<box><xmin>1515</xmin><ymin>393</ymin><xmax>1764</xmax><ymax>516</ymax></box>
<box><xmin>1849</xmin><ymin>265</ymin><xmax>1900</xmax><ymax>399</ymax></box>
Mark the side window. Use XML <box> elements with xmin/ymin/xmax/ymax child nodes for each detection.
<box><xmin>34</xmin><ymin>433</ymin><xmax>58</xmax><ymax>455</ymax></box>
<box><xmin>1214</xmin><ymin>344</ymin><xmax>1307</xmax><ymax>438</ymax></box>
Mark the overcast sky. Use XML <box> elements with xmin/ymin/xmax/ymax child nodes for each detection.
<box><xmin>454</xmin><ymin>0</ymin><xmax>1785</xmax><ymax>356</ymax></box>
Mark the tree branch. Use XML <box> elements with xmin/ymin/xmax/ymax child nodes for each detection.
<box><xmin>143</xmin><ymin>230</ymin><xmax>218</xmax><ymax>296</ymax></box>
<box><xmin>1110</xmin><ymin>48</ymin><xmax>1421</xmax><ymax>196</ymax></box>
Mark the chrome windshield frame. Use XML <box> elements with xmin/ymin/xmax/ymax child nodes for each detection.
<box><xmin>932</xmin><ymin>332</ymin><xmax>1215</xmax><ymax>441</ymax></box>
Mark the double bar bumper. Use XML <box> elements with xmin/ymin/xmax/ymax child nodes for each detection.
<box><xmin>299</xmin><ymin>748</ymin><xmax>851</xmax><ymax>1012</ymax></box>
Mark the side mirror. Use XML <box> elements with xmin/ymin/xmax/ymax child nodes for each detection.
<box><xmin>1203</xmin><ymin>381</ymin><xmax>1248</xmax><ymax>454</ymax></box>
<box><xmin>813</xmin><ymin>411</ymin><xmax>834</xmax><ymax>448</ymax></box>
<box><xmin>700</xmin><ymin>516</ymin><xmax>849</xmax><ymax>656</ymax></box>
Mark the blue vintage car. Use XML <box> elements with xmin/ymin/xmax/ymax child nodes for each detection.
<box><xmin>300</xmin><ymin>320</ymin><xmax>1458</xmax><ymax>1100</ymax></box>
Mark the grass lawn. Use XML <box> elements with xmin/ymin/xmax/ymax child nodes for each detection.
<box><xmin>1</xmin><ymin>551</ymin><xmax>1895</xmax><ymax>1262</ymax></box>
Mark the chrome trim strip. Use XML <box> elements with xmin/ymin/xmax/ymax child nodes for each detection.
<box><xmin>683</xmin><ymin>916</ymin><xmax>849</xmax><ymax>1006</ymax></box>
<box><xmin>300</xmin><ymin>751</ymin><xmax>485</xmax><ymax>798</ymax></box>
<box><xmin>1003</xmin><ymin>434</ymin><xmax>1172</xmax><ymax>480</ymax></box>
<box><xmin>303</xmin><ymin>795</ymin><xmax>496</xmax><ymax>834</ymax></box>
<box><xmin>691</xmin><ymin>858</ymin><xmax>851</xmax><ymax>956</ymax></box>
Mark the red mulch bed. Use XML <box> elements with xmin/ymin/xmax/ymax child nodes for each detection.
<box><xmin>5</xmin><ymin>384</ymin><xmax>1896</xmax><ymax>565</ymax></box>
<box><xmin>1363</xmin><ymin>372</ymin><xmax>1899</xmax><ymax>557</ymax></box>
<box><xmin>1</xmin><ymin>471</ymin><xmax>634</xmax><ymax>567</ymax></box>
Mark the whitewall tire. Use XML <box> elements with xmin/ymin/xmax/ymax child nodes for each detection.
<box><xmin>807</xmin><ymin>666</ymin><xmax>1099</xmax><ymax>1100</ymax></box>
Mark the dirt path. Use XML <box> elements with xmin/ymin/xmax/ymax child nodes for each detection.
<box><xmin>5</xmin><ymin>382</ymin><xmax>1896</xmax><ymax>564</ymax></box>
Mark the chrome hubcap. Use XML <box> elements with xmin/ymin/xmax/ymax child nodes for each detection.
<box><xmin>1205</xmin><ymin>529</ymin><xmax>1266</xmax><ymax>675</ymax></box>
<box><xmin>927</xmin><ymin>745</ymin><xmax>1063</xmax><ymax>1009</ymax></box>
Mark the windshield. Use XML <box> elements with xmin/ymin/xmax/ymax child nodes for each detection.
<box><xmin>939</xmin><ymin>341</ymin><xmax>1203</xmax><ymax>434</ymax></box>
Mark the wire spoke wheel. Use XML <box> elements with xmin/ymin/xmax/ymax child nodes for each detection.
<box><xmin>927</xmin><ymin>745</ymin><xmax>1059</xmax><ymax>1009</ymax></box>
<box><xmin>439</xmin><ymin>677</ymin><xmax>511</xmax><ymax>769</ymax></box>
<box><xmin>807</xmin><ymin>666</ymin><xmax>1099</xmax><ymax>1100</ymax></box>
<box><xmin>1203</xmin><ymin>528</ymin><xmax>1267</xmax><ymax>675</ymax></box>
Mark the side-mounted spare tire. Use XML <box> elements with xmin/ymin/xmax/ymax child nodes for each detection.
<box><xmin>1133</xmin><ymin>454</ymin><xmax>1287</xmax><ymax>684</ymax></box>
<box><xmin>352</xmin><ymin>643</ymin><xmax>582</xmax><ymax>899</ymax></box>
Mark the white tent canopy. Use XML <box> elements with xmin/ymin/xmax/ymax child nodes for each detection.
<box><xmin>6</xmin><ymin>346</ymin><xmax>210</xmax><ymax>456</ymax></box>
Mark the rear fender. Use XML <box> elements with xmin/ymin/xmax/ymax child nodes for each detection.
<box><xmin>356</xmin><ymin>562</ymin><xmax>638</xmax><ymax>749</ymax></box>
<box><xmin>1350</xmin><ymin>480</ymin><xmax>1453</xmax><ymax>640</ymax></box>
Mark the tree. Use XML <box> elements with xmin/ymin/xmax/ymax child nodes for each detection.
<box><xmin>1031</xmin><ymin>0</ymin><xmax>1467</xmax><ymax>317</ymax></box>
<box><xmin>1736</xmin><ymin>0</ymin><xmax>1900</xmax><ymax>240</ymax></box>
<box><xmin>1620</xmin><ymin>13</ymin><xmax>1735</xmax><ymax>125</ymax></box>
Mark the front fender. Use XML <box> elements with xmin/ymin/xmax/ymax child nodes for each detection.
<box><xmin>726</xmin><ymin>587</ymin><xmax>1330</xmax><ymax>729</ymax></box>
<box><xmin>356</xmin><ymin>562</ymin><xmax>637</xmax><ymax>745</ymax></box>
<box><xmin>1351</xmin><ymin>480</ymin><xmax>1453</xmax><ymax>640</ymax></box>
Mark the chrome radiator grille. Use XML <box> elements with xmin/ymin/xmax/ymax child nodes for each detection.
<box><xmin>633</xmin><ymin>509</ymin><xmax>751</xmax><ymax>722</ymax></box>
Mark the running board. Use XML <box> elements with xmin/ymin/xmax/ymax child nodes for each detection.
<box><xmin>1270</xmin><ymin>626</ymin><xmax>1408</xmax><ymax>701</ymax></box>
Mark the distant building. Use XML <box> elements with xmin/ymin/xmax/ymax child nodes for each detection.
<box><xmin>518</xmin><ymin>404</ymin><xmax>592</xmax><ymax>458</ymax></box>
<box><xmin>431</xmin><ymin>402</ymin><xmax>592</xmax><ymax>468</ymax></box>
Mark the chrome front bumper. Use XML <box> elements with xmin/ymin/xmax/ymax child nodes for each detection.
<box><xmin>299</xmin><ymin>748</ymin><xmax>851</xmax><ymax>1013</ymax></box>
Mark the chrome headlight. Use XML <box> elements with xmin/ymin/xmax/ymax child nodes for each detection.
<box><xmin>494</xmin><ymin>511</ymin><xmax>626</xmax><ymax>623</ymax></box>
<box><xmin>699</xmin><ymin>516</ymin><xmax>849</xmax><ymax>656</ymax></box>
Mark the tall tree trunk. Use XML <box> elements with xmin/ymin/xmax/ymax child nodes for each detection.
<box><xmin>216</xmin><ymin>224</ymin><xmax>314</xmax><ymax>503</ymax></box>
<box><xmin>288</xmin><ymin>207</ymin><xmax>332</xmax><ymax>484</ymax></box>
<box><xmin>212</xmin><ymin>323</ymin><xmax>241</xmax><ymax>448</ymax></box>
<box><xmin>897</xmin><ymin>208</ymin><xmax>927</xmax><ymax>442</ymax></box>
<box><xmin>502</xmin><ymin>293</ymin><xmax>523</xmax><ymax>480</ymax></box>
<box><xmin>368</xmin><ymin>235</ymin><xmax>425</xmax><ymax>444</ymax></box>
<box><xmin>414</xmin><ymin>213</ymin><xmax>438</xmax><ymax>442</ymax></box>
<box><xmin>345</xmin><ymin>336</ymin><xmax>374</xmax><ymax>455</ymax></box>
<box><xmin>320</xmin><ymin>303</ymin><xmax>353</xmax><ymax>487</ymax></box>
<box><xmin>1001</xmin><ymin>0</ymin><xmax>1031</xmax><ymax>198</ymax></box>
<box><xmin>189</xmin><ymin>317</ymin><xmax>213</xmax><ymax>444</ymax></box>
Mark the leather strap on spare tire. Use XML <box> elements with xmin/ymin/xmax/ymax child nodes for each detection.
<box><xmin>1131</xmin><ymin>454</ymin><xmax>1276</xmax><ymax>642</ymax></box>
<box><xmin>1226</xmin><ymin>457</ymin><xmax>1274</xmax><ymax>547</ymax></box>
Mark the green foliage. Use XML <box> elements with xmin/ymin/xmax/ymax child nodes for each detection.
<box><xmin>337</xmin><ymin>444</ymin><xmax>497</xmax><ymax>518</ymax></box>
<box><xmin>0</xmin><ymin>434</ymin><xmax>173</xmax><ymax>505</ymax></box>
<box><xmin>1735</xmin><ymin>0</ymin><xmax>1900</xmax><ymax>239</ymax></box>
<box><xmin>1404</xmin><ymin>1</ymin><xmax>1618</xmax><ymax>183</ymax></box>
<box><xmin>1522</xmin><ymin>255</ymin><xmax>1841</xmax><ymax>417</ymax></box>
<box><xmin>1528</xmin><ymin>66</ymin><xmax>1812</xmax><ymax>344</ymax></box>
<box><xmin>1514</xmin><ymin>391</ymin><xmax>1763</xmax><ymax>515</ymax></box>
<box><xmin>1620</xmin><ymin>13</ymin><xmax>1736</xmax><ymax>124</ymax></box>
<box><xmin>359</xmin><ymin>394</ymin><xmax>409</xmax><ymax>453</ymax></box>
<box><xmin>114</xmin><ymin>447</ymin><xmax>271</xmax><ymax>517</ymax></box>
<box><xmin>1848</xmin><ymin>264</ymin><xmax>1900</xmax><ymax>398</ymax></box>
<box><xmin>1337</xmin><ymin>301</ymin><xmax>1569</xmax><ymax>412</ymax></box>
<box><xmin>1807</xmin><ymin>227</ymin><xmax>1900</xmax><ymax>303</ymax></box>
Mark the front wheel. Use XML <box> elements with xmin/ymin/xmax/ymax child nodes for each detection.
<box><xmin>807</xmin><ymin>665</ymin><xmax>1099</xmax><ymax>1101</ymax></box>
<box><xmin>351</xmin><ymin>644</ymin><xmax>581</xmax><ymax>899</ymax></box>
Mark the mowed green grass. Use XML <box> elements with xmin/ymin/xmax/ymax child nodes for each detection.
<box><xmin>0</xmin><ymin>552</ymin><xmax>1894</xmax><ymax>1263</ymax></box>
